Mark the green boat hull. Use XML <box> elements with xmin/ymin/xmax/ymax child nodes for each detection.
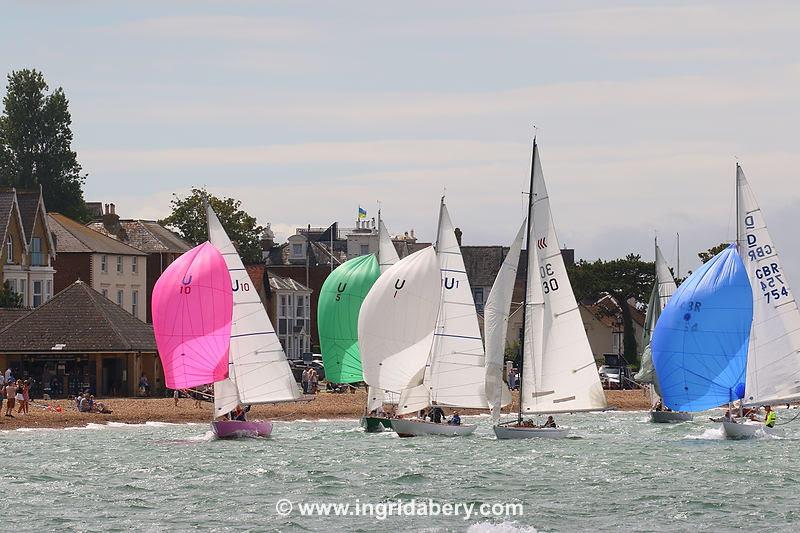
<box><xmin>361</xmin><ymin>416</ymin><xmax>393</xmax><ymax>433</ymax></box>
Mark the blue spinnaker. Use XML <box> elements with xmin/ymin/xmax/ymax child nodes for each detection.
<box><xmin>652</xmin><ymin>244</ymin><xmax>753</xmax><ymax>412</ymax></box>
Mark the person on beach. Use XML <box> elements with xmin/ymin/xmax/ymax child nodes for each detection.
<box><xmin>138</xmin><ymin>373</ymin><xmax>149</xmax><ymax>396</ymax></box>
<box><xmin>5</xmin><ymin>379</ymin><xmax>17</xmax><ymax>417</ymax></box>
<box><xmin>17</xmin><ymin>380</ymin><xmax>30</xmax><ymax>414</ymax></box>
<box><xmin>309</xmin><ymin>368</ymin><xmax>319</xmax><ymax>394</ymax></box>
<box><xmin>301</xmin><ymin>368</ymin><xmax>309</xmax><ymax>394</ymax></box>
<box><xmin>173</xmin><ymin>389</ymin><xmax>180</xmax><ymax>406</ymax></box>
<box><xmin>0</xmin><ymin>373</ymin><xmax>5</xmax><ymax>415</ymax></box>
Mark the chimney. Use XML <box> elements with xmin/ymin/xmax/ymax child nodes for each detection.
<box><xmin>102</xmin><ymin>202</ymin><xmax>122</xmax><ymax>239</ymax></box>
<box><xmin>454</xmin><ymin>227</ymin><xmax>462</xmax><ymax>246</ymax></box>
<box><xmin>110</xmin><ymin>203</ymin><xmax>115</xmax><ymax>215</ymax></box>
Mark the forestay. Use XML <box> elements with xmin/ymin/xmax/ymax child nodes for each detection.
<box><xmin>523</xmin><ymin>144</ymin><xmax>607</xmax><ymax>414</ymax></box>
<box><xmin>206</xmin><ymin>203</ymin><xmax>302</xmax><ymax>415</ymax></box>
<box><xmin>318</xmin><ymin>254</ymin><xmax>381</xmax><ymax>383</ymax></box>
<box><xmin>358</xmin><ymin>247</ymin><xmax>441</xmax><ymax>395</ymax></box>
<box><xmin>425</xmin><ymin>201</ymin><xmax>488</xmax><ymax>409</ymax></box>
<box><xmin>484</xmin><ymin>220</ymin><xmax>525</xmax><ymax>421</ymax></box>
<box><xmin>652</xmin><ymin>245</ymin><xmax>752</xmax><ymax>412</ymax></box>
<box><xmin>738</xmin><ymin>165</ymin><xmax>800</xmax><ymax>406</ymax></box>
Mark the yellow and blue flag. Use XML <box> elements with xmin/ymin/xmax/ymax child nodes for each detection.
<box><xmin>358</xmin><ymin>206</ymin><xmax>367</xmax><ymax>220</ymax></box>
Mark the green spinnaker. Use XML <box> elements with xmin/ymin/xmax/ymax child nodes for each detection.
<box><xmin>318</xmin><ymin>254</ymin><xmax>381</xmax><ymax>383</ymax></box>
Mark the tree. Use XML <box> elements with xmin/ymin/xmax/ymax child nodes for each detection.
<box><xmin>160</xmin><ymin>188</ymin><xmax>265</xmax><ymax>264</ymax></box>
<box><xmin>698</xmin><ymin>242</ymin><xmax>729</xmax><ymax>264</ymax></box>
<box><xmin>0</xmin><ymin>69</ymin><xmax>89</xmax><ymax>221</ymax></box>
<box><xmin>0</xmin><ymin>281</ymin><xmax>22</xmax><ymax>308</ymax></box>
<box><xmin>568</xmin><ymin>254</ymin><xmax>656</xmax><ymax>367</ymax></box>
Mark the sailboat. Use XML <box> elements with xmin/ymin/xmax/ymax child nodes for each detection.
<box><xmin>386</xmin><ymin>198</ymin><xmax>489</xmax><ymax>437</ymax></box>
<box><xmin>652</xmin><ymin>244</ymin><xmax>753</xmax><ymax>422</ymax></box>
<box><xmin>206</xmin><ymin>203</ymin><xmax>303</xmax><ymax>438</ymax></box>
<box><xmin>493</xmin><ymin>139</ymin><xmax>607</xmax><ymax>439</ymax></box>
<box><xmin>152</xmin><ymin>242</ymin><xmax>233</xmax><ymax>400</ymax></box>
<box><xmin>358</xmin><ymin>247</ymin><xmax>444</xmax><ymax>431</ymax></box>
<box><xmin>721</xmin><ymin>164</ymin><xmax>800</xmax><ymax>438</ymax></box>
<box><xmin>634</xmin><ymin>239</ymin><xmax>691</xmax><ymax>423</ymax></box>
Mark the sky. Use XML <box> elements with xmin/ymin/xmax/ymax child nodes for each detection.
<box><xmin>2</xmin><ymin>1</ymin><xmax>800</xmax><ymax>281</ymax></box>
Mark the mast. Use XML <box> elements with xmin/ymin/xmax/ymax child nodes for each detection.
<box><xmin>735</xmin><ymin>162</ymin><xmax>740</xmax><ymax>247</ymax></box>
<box><xmin>676</xmin><ymin>232</ymin><xmax>680</xmax><ymax>280</ymax></box>
<box><xmin>517</xmin><ymin>137</ymin><xmax>536</xmax><ymax>424</ymax></box>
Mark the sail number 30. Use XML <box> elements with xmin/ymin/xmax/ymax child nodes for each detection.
<box><xmin>540</xmin><ymin>263</ymin><xmax>559</xmax><ymax>294</ymax></box>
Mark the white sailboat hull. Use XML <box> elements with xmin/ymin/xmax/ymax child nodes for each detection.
<box><xmin>721</xmin><ymin>420</ymin><xmax>784</xmax><ymax>439</ymax></box>
<box><xmin>650</xmin><ymin>411</ymin><xmax>692</xmax><ymax>423</ymax></box>
<box><xmin>389</xmin><ymin>418</ymin><xmax>476</xmax><ymax>438</ymax></box>
<box><xmin>493</xmin><ymin>425</ymin><xmax>570</xmax><ymax>439</ymax></box>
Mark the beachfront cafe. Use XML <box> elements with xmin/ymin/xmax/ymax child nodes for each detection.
<box><xmin>0</xmin><ymin>280</ymin><xmax>163</xmax><ymax>398</ymax></box>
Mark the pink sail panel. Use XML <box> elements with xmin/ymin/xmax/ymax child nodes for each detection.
<box><xmin>152</xmin><ymin>241</ymin><xmax>233</xmax><ymax>389</ymax></box>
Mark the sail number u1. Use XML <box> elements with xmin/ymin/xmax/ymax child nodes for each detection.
<box><xmin>744</xmin><ymin>214</ymin><xmax>790</xmax><ymax>304</ymax></box>
<box><xmin>540</xmin><ymin>263</ymin><xmax>559</xmax><ymax>294</ymax></box>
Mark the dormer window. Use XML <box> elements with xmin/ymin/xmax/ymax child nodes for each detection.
<box><xmin>31</xmin><ymin>237</ymin><xmax>44</xmax><ymax>266</ymax></box>
<box><xmin>5</xmin><ymin>239</ymin><xmax>11</xmax><ymax>264</ymax></box>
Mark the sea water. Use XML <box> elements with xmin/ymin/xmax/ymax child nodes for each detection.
<box><xmin>1</xmin><ymin>411</ymin><xmax>798</xmax><ymax>532</ymax></box>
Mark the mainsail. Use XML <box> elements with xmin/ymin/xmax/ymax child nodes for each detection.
<box><xmin>425</xmin><ymin>200</ymin><xmax>488</xmax><ymax>409</ymax></box>
<box><xmin>152</xmin><ymin>241</ymin><xmax>233</xmax><ymax>389</ymax></box>
<box><xmin>359</xmin><ymin>247</ymin><xmax>441</xmax><ymax>396</ymax></box>
<box><xmin>206</xmin><ymin>204</ymin><xmax>302</xmax><ymax>417</ymax></box>
<box><xmin>737</xmin><ymin>165</ymin><xmax>800</xmax><ymax>406</ymax></box>
<box><xmin>484</xmin><ymin>219</ymin><xmax>525</xmax><ymax>421</ymax></box>
<box><xmin>318</xmin><ymin>254</ymin><xmax>381</xmax><ymax>383</ymax></box>
<box><xmin>652</xmin><ymin>244</ymin><xmax>752</xmax><ymax>412</ymax></box>
<box><xmin>522</xmin><ymin>141</ymin><xmax>607</xmax><ymax>414</ymax></box>
<box><xmin>634</xmin><ymin>240</ymin><xmax>677</xmax><ymax>396</ymax></box>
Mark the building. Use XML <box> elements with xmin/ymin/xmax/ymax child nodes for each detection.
<box><xmin>49</xmin><ymin>213</ymin><xmax>148</xmax><ymax>322</ymax></box>
<box><xmin>0</xmin><ymin>187</ymin><xmax>57</xmax><ymax>307</ymax></box>
<box><xmin>245</xmin><ymin>265</ymin><xmax>312</xmax><ymax>359</ymax></box>
<box><xmin>87</xmin><ymin>203</ymin><xmax>192</xmax><ymax>322</ymax></box>
<box><xmin>0</xmin><ymin>280</ymin><xmax>161</xmax><ymax>398</ymax></box>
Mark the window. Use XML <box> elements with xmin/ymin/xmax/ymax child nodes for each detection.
<box><xmin>132</xmin><ymin>256</ymin><xmax>138</xmax><ymax>273</ymax></box>
<box><xmin>296</xmin><ymin>295</ymin><xmax>304</xmax><ymax>318</ymax></box>
<box><xmin>101</xmin><ymin>255</ymin><xmax>108</xmax><ymax>273</ymax></box>
<box><xmin>279</xmin><ymin>295</ymin><xmax>287</xmax><ymax>317</ymax></box>
<box><xmin>18</xmin><ymin>279</ymin><xmax>26</xmax><ymax>305</ymax></box>
<box><xmin>360</xmin><ymin>244</ymin><xmax>369</xmax><ymax>256</ymax></box>
<box><xmin>116</xmin><ymin>289</ymin><xmax>124</xmax><ymax>306</ymax></box>
<box><xmin>132</xmin><ymin>290</ymin><xmax>139</xmax><ymax>317</ymax></box>
<box><xmin>45</xmin><ymin>280</ymin><xmax>52</xmax><ymax>302</ymax></box>
<box><xmin>472</xmin><ymin>287</ymin><xmax>485</xmax><ymax>313</ymax></box>
<box><xmin>33</xmin><ymin>280</ymin><xmax>43</xmax><ymax>308</ymax></box>
<box><xmin>292</xmin><ymin>243</ymin><xmax>303</xmax><ymax>256</ymax></box>
<box><xmin>31</xmin><ymin>237</ymin><xmax>44</xmax><ymax>266</ymax></box>
<box><xmin>116</xmin><ymin>256</ymin><xmax>123</xmax><ymax>274</ymax></box>
<box><xmin>101</xmin><ymin>288</ymin><xmax>108</xmax><ymax>299</ymax></box>
<box><xmin>6</xmin><ymin>239</ymin><xmax>13</xmax><ymax>264</ymax></box>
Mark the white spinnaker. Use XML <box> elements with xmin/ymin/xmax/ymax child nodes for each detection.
<box><xmin>425</xmin><ymin>202</ymin><xmax>488</xmax><ymax>409</ymax></box>
<box><xmin>485</xmin><ymin>219</ymin><xmax>525</xmax><ymax>421</ymax></box>
<box><xmin>366</xmin><ymin>215</ymin><xmax>403</xmax><ymax>411</ymax></box>
<box><xmin>359</xmin><ymin>247</ymin><xmax>441</xmax><ymax>395</ymax></box>
<box><xmin>524</xmin><ymin>143</ymin><xmax>607</xmax><ymax>414</ymax></box>
<box><xmin>206</xmin><ymin>204</ymin><xmax>302</xmax><ymax>409</ymax></box>
<box><xmin>737</xmin><ymin>165</ymin><xmax>800</xmax><ymax>406</ymax></box>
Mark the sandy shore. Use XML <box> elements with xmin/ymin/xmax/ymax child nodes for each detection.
<box><xmin>0</xmin><ymin>389</ymin><xmax>652</xmax><ymax>431</ymax></box>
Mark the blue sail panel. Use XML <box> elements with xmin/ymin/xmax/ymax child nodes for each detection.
<box><xmin>652</xmin><ymin>244</ymin><xmax>753</xmax><ymax>412</ymax></box>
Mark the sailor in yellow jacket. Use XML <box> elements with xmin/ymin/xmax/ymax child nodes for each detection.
<box><xmin>764</xmin><ymin>405</ymin><xmax>777</xmax><ymax>428</ymax></box>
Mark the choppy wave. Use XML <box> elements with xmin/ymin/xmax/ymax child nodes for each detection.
<box><xmin>467</xmin><ymin>521</ymin><xmax>539</xmax><ymax>533</ymax></box>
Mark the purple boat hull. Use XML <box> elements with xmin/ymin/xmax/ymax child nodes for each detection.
<box><xmin>211</xmin><ymin>419</ymin><xmax>273</xmax><ymax>438</ymax></box>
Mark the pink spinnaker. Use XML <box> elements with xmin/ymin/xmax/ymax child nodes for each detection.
<box><xmin>152</xmin><ymin>241</ymin><xmax>233</xmax><ymax>389</ymax></box>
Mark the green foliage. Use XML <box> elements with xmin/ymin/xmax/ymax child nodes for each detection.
<box><xmin>160</xmin><ymin>187</ymin><xmax>265</xmax><ymax>264</ymax></box>
<box><xmin>567</xmin><ymin>254</ymin><xmax>656</xmax><ymax>365</ymax></box>
<box><xmin>698</xmin><ymin>242</ymin><xmax>729</xmax><ymax>264</ymax></box>
<box><xmin>0</xmin><ymin>69</ymin><xmax>88</xmax><ymax>221</ymax></box>
<box><xmin>0</xmin><ymin>281</ymin><xmax>23</xmax><ymax>308</ymax></box>
<box><xmin>504</xmin><ymin>340</ymin><xmax>521</xmax><ymax>364</ymax></box>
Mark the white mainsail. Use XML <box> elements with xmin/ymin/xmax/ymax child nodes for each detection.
<box><xmin>522</xmin><ymin>142</ymin><xmax>607</xmax><ymax>414</ymax></box>
<box><xmin>634</xmin><ymin>240</ymin><xmax>677</xmax><ymax>397</ymax></box>
<box><xmin>737</xmin><ymin>165</ymin><xmax>800</xmax><ymax>406</ymax></box>
<box><xmin>207</xmin><ymin>204</ymin><xmax>302</xmax><ymax>418</ymax></box>
<box><xmin>359</xmin><ymin>247</ymin><xmax>441</xmax><ymax>396</ymax></box>
<box><xmin>425</xmin><ymin>200</ymin><xmax>488</xmax><ymax>409</ymax></box>
<box><xmin>484</xmin><ymin>220</ymin><xmax>525</xmax><ymax>421</ymax></box>
<box><xmin>367</xmin><ymin>213</ymin><xmax>402</xmax><ymax>412</ymax></box>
